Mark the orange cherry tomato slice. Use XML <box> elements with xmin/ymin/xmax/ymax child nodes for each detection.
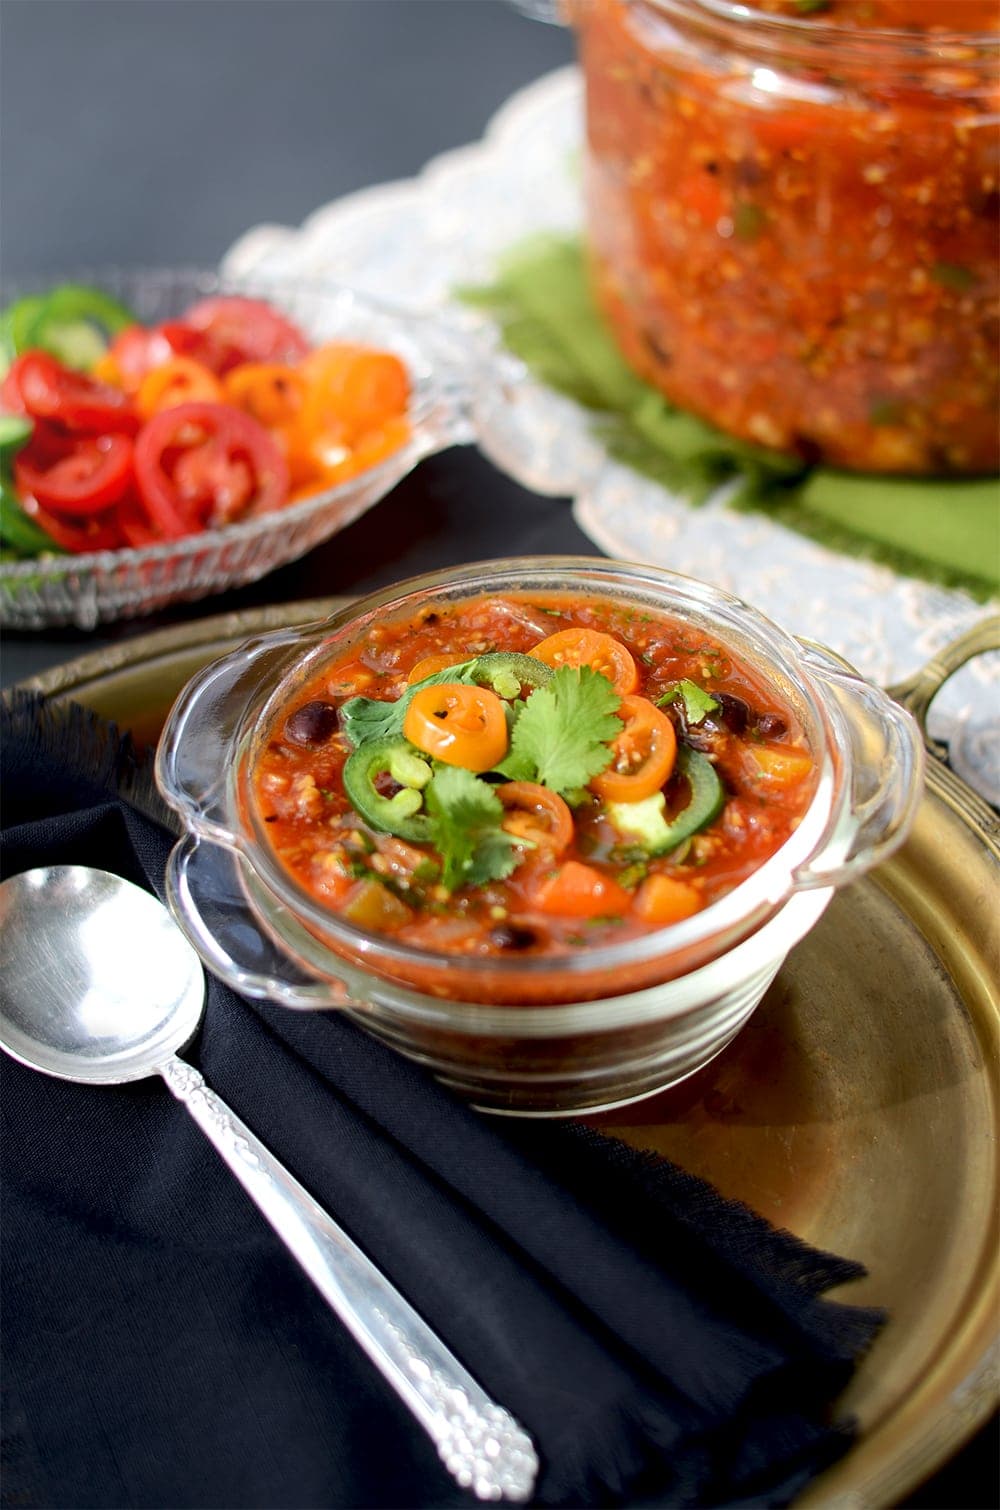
<box><xmin>407</xmin><ymin>653</ymin><xmax>466</xmax><ymax>685</ymax></box>
<box><xmin>591</xmin><ymin>695</ymin><xmax>677</xmax><ymax>802</ymax></box>
<box><xmin>532</xmin><ymin>861</ymin><xmax>631</xmax><ymax>919</ymax></box>
<box><xmin>497</xmin><ymin>782</ymin><xmax>574</xmax><ymax>855</ymax></box>
<box><xmin>301</xmin><ymin>343</ymin><xmax>410</xmax><ymax>442</ymax></box>
<box><xmin>286</xmin><ymin>415</ymin><xmax>412</xmax><ymax>501</ymax></box>
<box><xmin>531</xmin><ymin>627</ymin><xmax>639</xmax><ymax>695</ymax></box>
<box><xmin>223</xmin><ymin>363</ymin><xmax>308</xmax><ymax>428</ymax></box>
<box><xmin>402</xmin><ymin>683</ymin><xmax>508</xmax><ymax>772</ymax></box>
<box><xmin>136</xmin><ymin>357</ymin><xmax>223</xmax><ymax>418</ymax></box>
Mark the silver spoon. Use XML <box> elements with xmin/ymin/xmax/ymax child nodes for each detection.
<box><xmin>0</xmin><ymin>865</ymin><xmax>538</xmax><ymax>1503</ymax></box>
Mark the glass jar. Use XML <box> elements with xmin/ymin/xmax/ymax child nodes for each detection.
<box><xmin>156</xmin><ymin>557</ymin><xmax>924</xmax><ymax>1114</ymax></box>
<box><xmin>570</xmin><ymin>0</ymin><xmax>999</xmax><ymax>473</ymax></box>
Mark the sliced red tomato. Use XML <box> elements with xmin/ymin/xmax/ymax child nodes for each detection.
<box><xmin>116</xmin><ymin>491</ymin><xmax>163</xmax><ymax>548</ymax></box>
<box><xmin>20</xmin><ymin>495</ymin><xmax>125</xmax><ymax>553</ymax></box>
<box><xmin>14</xmin><ymin>430</ymin><xmax>134</xmax><ymax>514</ymax></box>
<box><xmin>133</xmin><ymin>401</ymin><xmax>289</xmax><ymax>539</ymax></box>
<box><xmin>180</xmin><ymin>297</ymin><xmax>310</xmax><ymax>373</ymax></box>
<box><xmin>498</xmin><ymin>782</ymin><xmax>574</xmax><ymax>855</ymax></box>
<box><xmin>2</xmin><ymin>351</ymin><xmax>138</xmax><ymax>434</ymax></box>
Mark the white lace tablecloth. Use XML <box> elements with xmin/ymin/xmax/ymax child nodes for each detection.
<box><xmin>224</xmin><ymin>67</ymin><xmax>999</xmax><ymax>805</ymax></box>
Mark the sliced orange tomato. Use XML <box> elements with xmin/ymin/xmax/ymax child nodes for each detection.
<box><xmin>287</xmin><ymin>415</ymin><xmax>412</xmax><ymax>501</ymax></box>
<box><xmin>591</xmin><ymin>695</ymin><xmax>677</xmax><ymax>802</ymax></box>
<box><xmin>136</xmin><ymin>357</ymin><xmax>223</xmax><ymax>418</ymax></box>
<box><xmin>301</xmin><ymin>343</ymin><xmax>410</xmax><ymax>443</ymax></box>
<box><xmin>497</xmin><ymin>782</ymin><xmax>573</xmax><ymax>855</ymax></box>
<box><xmin>402</xmin><ymin>683</ymin><xmax>508</xmax><ymax>772</ymax></box>
<box><xmin>407</xmin><ymin>652</ymin><xmax>465</xmax><ymax>685</ymax></box>
<box><xmin>532</xmin><ymin>861</ymin><xmax>632</xmax><ymax>919</ymax></box>
<box><xmin>224</xmin><ymin>364</ymin><xmax>319</xmax><ymax>486</ymax></box>
<box><xmin>531</xmin><ymin>627</ymin><xmax>639</xmax><ymax>695</ymax></box>
<box><xmin>223</xmin><ymin>363</ymin><xmax>308</xmax><ymax>428</ymax></box>
<box><xmin>632</xmin><ymin>874</ymin><xmax>703</xmax><ymax>926</ymax></box>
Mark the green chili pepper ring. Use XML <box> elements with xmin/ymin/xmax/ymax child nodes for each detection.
<box><xmin>342</xmin><ymin>738</ymin><xmax>434</xmax><ymax>841</ymax></box>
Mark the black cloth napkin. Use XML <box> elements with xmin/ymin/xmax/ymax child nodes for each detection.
<box><xmin>1</xmin><ymin>696</ymin><xmax>883</xmax><ymax>1510</ymax></box>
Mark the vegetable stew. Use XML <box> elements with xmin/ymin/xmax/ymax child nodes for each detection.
<box><xmin>251</xmin><ymin>593</ymin><xmax>817</xmax><ymax>959</ymax></box>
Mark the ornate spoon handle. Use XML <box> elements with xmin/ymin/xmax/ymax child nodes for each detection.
<box><xmin>161</xmin><ymin>1055</ymin><xmax>538</xmax><ymax>1503</ymax></box>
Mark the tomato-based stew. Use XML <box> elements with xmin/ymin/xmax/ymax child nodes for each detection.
<box><xmin>574</xmin><ymin>0</ymin><xmax>999</xmax><ymax>474</ymax></box>
<box><xmin>251</xmin><ymin>595</ymin><xmax>817</xmax><ymax>959</ymax></box>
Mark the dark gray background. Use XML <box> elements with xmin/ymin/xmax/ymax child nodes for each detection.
<box><xmin>0</xmin><ymin>5</ymin><xmax>995</xmax><ymax>1501</ymax></box>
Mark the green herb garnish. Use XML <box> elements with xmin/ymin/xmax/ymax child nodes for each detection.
<box><xmin>930</xmin><ymin>262</ymin><xmax>975</xmax><ymax>292</ymax></box>
<box><xmin>733</xmin><ymin>202</ymin><xmax>767</xmax><ymax>243</ymax></box>
<box><xmin>658</xmin><ymin>679</ymin><xmax>719</xmax><ymax>725</ymax></box>
<box><xmin>497</xmin><ymin>666</ymin><xmax>622</xmax><ymax>796</ymax></box>
<box><xmin>868</xmin><ymin>397</ymin><xmax>904</xmax><ymax>427</ymax></box>
<box><xmin>423</xmin><ymin>766</ymin><xmax>521</xmax><ymax>891</ymax></box>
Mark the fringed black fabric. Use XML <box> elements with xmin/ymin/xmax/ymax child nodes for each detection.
<box><xmin>1</xmin><ymin>698</ymin><xmax>884</xmax><ymax>1509</ymax></box>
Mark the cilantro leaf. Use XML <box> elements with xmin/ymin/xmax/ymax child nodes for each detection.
<box><xmin>339</xmin><ymin>661</ymin><xmax>478</xmax><ymax>747</ymax></box>
<box><xmin>658</xmin><ymin>679</ymin><xmax>719</xmax><ymax>725</ymax></box>
<box><xmin>498</xmin><ymin>666</ymin><xmax>621</xmax><ymax>796</ymax></box>
<box><xmin>424</xmin><ymin>765</ymin><xmax>521</xmax><ymax>891</ymax></box>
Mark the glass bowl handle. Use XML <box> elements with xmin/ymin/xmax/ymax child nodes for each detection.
<box><xmin>790</xmin><ymin>641</ymin><xmax>926</xmax><ymax>892</ymax></box>
<box><xmin>155</xmin><ymin>626</ymin><xmax>320</xmax><ymax>847</ymax></box>
<box><xmin>166</xmin><ymin>833</ymin><xmax>354</xmax><ymax>1011</ymax></box>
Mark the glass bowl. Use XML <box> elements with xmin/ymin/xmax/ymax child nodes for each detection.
<box><xmin>0</xmin><ymin>267</ymin><xmax>479</xmax><ymax>630</ymax></box>
<box><xmin>156</xmin><ymin>556</ymin><xmax>924</xmax><ymax>1114</ymax></box>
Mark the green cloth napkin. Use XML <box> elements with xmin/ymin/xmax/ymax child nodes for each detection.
<box><xmin>461</xmin><ymin>237</ymin><xmax>1000</xmax><ymax>602</ymax></box>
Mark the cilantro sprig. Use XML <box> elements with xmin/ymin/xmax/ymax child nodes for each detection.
<box><xmin>498</xmin><ymin>665</ymin><xmax>621</xmax><ymax>797</ymax></box>
<box><xmin>423</xmin><ymin>765</ymin><xmax>521</xmax><ymax>891</ymax></box>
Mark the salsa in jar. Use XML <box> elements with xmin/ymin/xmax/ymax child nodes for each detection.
<box><xmin>573</xmin><ymin>0</ymin><xmax>1000</xmax><ymax>473</ymax></box>
<box><xmin>250</xmin><ymin>592</ymin><xmax>816</xmax><ymax>962</ymax></box>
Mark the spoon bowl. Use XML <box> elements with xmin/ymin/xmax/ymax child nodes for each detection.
<box><xmin>0</xmin><ymin>865</ymin><xmax>204</xmax><ymax>1084</ymax></box>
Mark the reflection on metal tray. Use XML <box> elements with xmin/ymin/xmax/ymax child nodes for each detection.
<box><xmin>15</xmin><ymin>600</ymin><xmax>1000</xmax><ymax>1510</ymax></box>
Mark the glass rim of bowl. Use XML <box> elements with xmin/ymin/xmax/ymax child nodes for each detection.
<box><xmin>649</xmin><ymin>0</ymin><xmax>1000</xmax><ymax>44</ymax></box>
<box><xmin>235</xmin><ymin>556</ymin><xmax>845</xmax><ymax>985</ymax></box>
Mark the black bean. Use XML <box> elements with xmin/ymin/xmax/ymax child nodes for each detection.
<box><xmin>284</xmin><ymin>700</ymin><xmax>339</xmax><ymax>746</ymax></box>
<box><xmin>756</xmin><ymin>713</ymin><xmax>787</xmax><ymax>739</ymax></box>
<box><xmin>714</xmin><ymin>693</ymin><xmax>750</xmax><ymax>735</ymax></box>
<box><xmin>489</xmin><ymin>923</ymin><xmax>537</xmax><ymax>951</ymax></box>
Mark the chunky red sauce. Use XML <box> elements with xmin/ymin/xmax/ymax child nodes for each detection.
<box><xmin>574</xmin><ymin>0</ymin><xmax>999</xmax><ymax>473</ymax></box>
<box><xmin>251</xmin><ymin>594</ymin><xmax>816</xmax><ymax>961</ymax></box>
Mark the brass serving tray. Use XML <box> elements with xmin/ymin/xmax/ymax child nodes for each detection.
<box><xmin>18</xmin><ymin>601</ymin><xmax>1000</xmax><ymax>1509</ymax></box>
